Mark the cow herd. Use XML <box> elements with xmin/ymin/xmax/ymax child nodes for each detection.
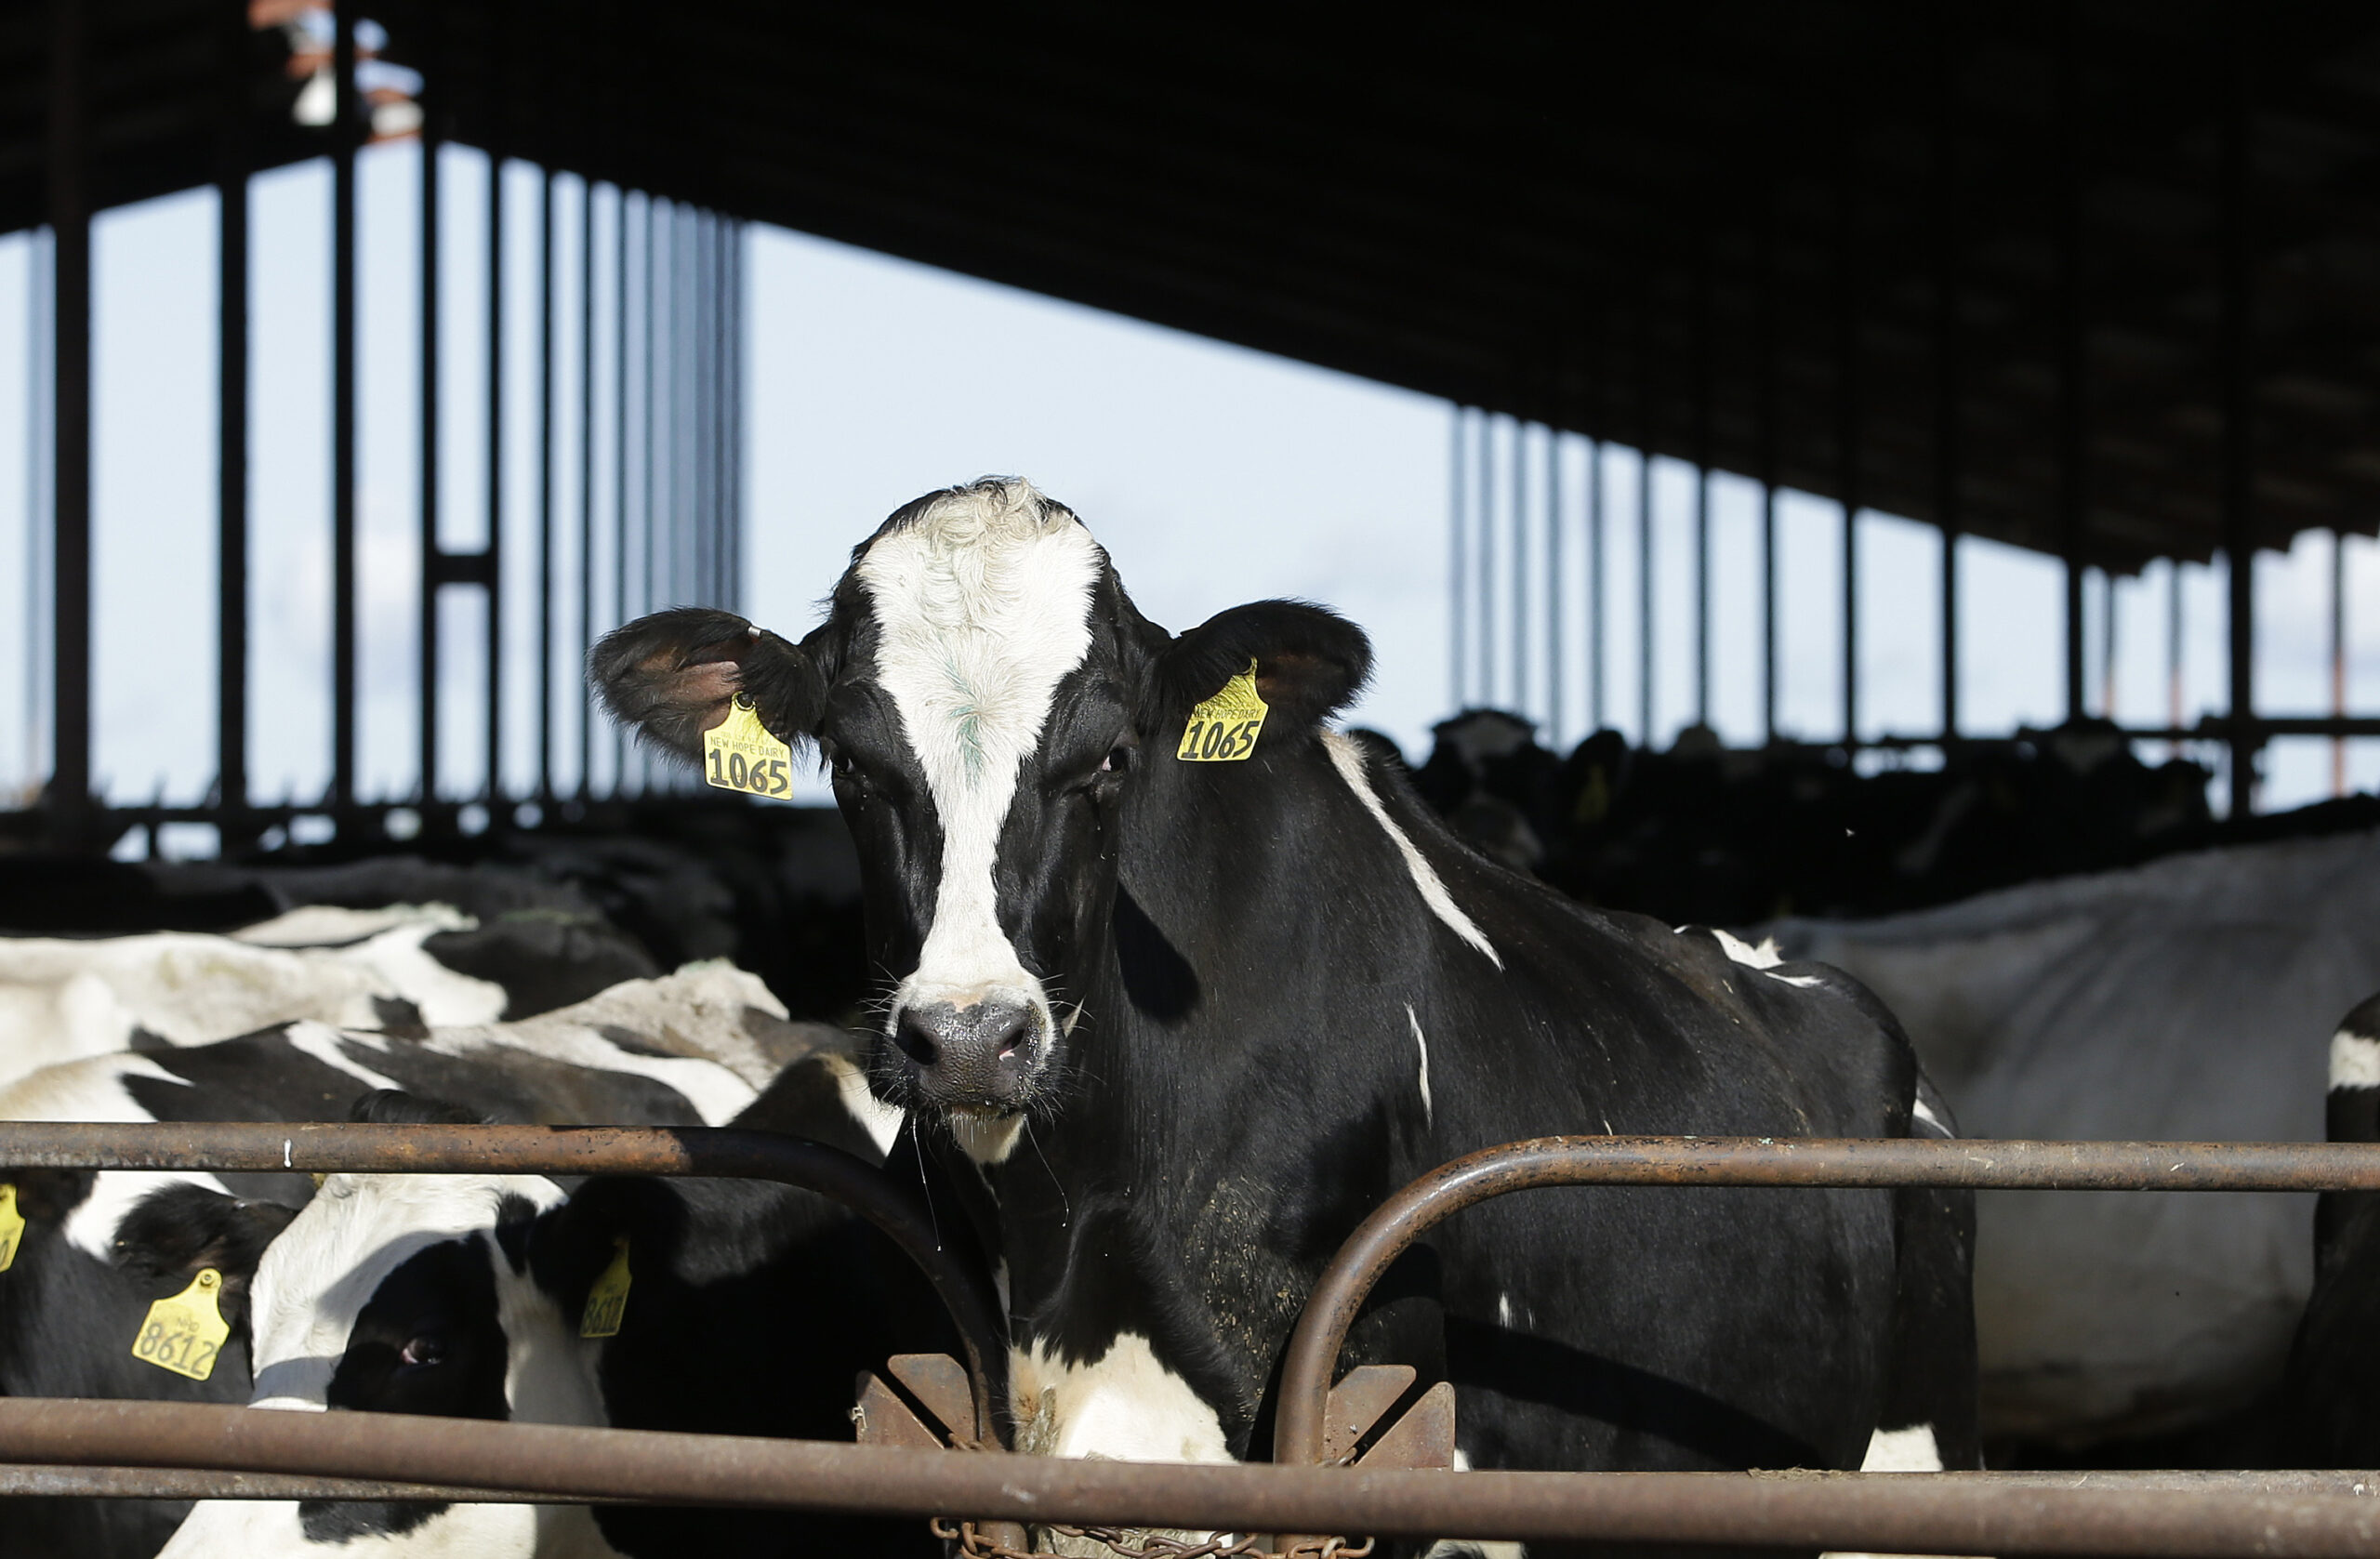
<box><xmin>4</xmin><ymin>478</ymin><xmax>2380</xmax><ymax>1559</ymax></box>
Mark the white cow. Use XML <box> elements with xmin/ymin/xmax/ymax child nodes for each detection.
<box><xmin>0</xmin><ymin>905</ymin><xmax>507</xmax><ymax>1087</ymax></box>
<box><xmin>1765</xmin><ymin>826</ymin><xmax>2380</xmax><ymax>1447</ymax></box>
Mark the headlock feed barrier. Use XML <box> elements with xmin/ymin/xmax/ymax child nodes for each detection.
<box><xmin>6</xmin><ymin>1124</ymin><xmax>2380</xmax><ymax>1557</ymax></box>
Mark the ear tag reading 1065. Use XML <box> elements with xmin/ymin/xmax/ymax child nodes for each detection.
<box><xmin>1176</xmin><ymin>660</ymin><xmax>1269</xmax><ymax>763</ymax></box>
<box><xmin>0</xmin><ymin>1183</ymin><xmax>22</xmax><ymax>1272</ymax></box>
<box><xmin>581</xmin><ymin>1237</ymin><xmax>631</xmax><ymax>1339</ymax></box>
<box><xmin>132</xmin><ymin>1268</ymin><xmax>231</xmax><ymax>1381</ymax></box>
<box><xmin>704</xmin><ymin>695</ymin><xmax>794</xmax><ymax>799</ymax></box>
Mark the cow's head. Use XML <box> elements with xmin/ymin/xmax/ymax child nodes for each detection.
<box><xmin>595</xmin><ymin>479</ymin><xmax>1368</xmax><ymax>1154</ymax></box>
<box><xmin>154</xmin><ymin>1094</ymin><xmax>630</xmax><ymax>1558</ymax></box>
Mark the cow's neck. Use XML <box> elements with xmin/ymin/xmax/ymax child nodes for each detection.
<box><xmin>991</xmin><ymin>729</ymin><xmax>1456</xmax><ymax>1458</ymax></box>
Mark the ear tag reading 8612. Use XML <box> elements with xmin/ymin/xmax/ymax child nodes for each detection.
<box><xmin>132</xmin><ymin>1268</ymin><xmax>231</xmax><ymax>1381</ymax></box>
<box><xmin>1176</xmin><ymin>660</ymin><xmax>1269</xmax><ymax>762</ymax></box>
<box><xmin>580</xmin><ymin>1237</ymin><xmax>631</xmax><ymax>1339</ymax></box>
<box><xmin>0</xmin><ymin>1183</ymin><xmax>22</xmax><ymax>1272</ymax></box>
<box><xmin>703</xmin><ymin>694</ymin><xmax>794</xmax><ymax>799</ymax></box>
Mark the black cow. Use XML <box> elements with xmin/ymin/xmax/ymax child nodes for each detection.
<box><xmin>595</xmin><ymin>478</ymin><xmax>1979</xmax><ymax>1522</ymax></box>
<box><xmin>2282</xmin><ymin>992</ymin><xmax>2380</xmax><ymax>1463</ymax></box>
<box><xmin>0</xmin><ymin>966</ymin><xmax>821</xmax><ymax>1559</ymax></box>
<box><xmin>155</xmin><ymin>1056</ymin><xmax>949</xmax><ymax>1559</ymax></box>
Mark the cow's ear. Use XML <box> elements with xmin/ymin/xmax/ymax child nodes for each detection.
<box><xmin>1154</xmin><ymin>600</ymin><xmax>1371</xmax><ymax>732</ymax></box>
<box><xmin>112</xmin><ymin>1182</ymin><xmax>298</xmax><ymax>1333</ymax></box>
<box><xmin>591</xmin><ymin>608</ymin><xmax>825</xmax><ymax>760</ymax></box>
<box><xmin>522</xmin><ymin>1176</ymin><xmax>689</xmax><ymax>1328</ymax></box>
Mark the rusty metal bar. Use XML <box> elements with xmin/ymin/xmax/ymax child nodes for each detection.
<box><xmin>1275</xmin><ymin>1133</ymin><xmax>2380</xmax><ymax>1468</ymax></box>
<box><xmin>6</xmin><ymin>1400</ymin><xmax>2380</xmax><ymax>1556</ymax></box>
<box><xmin>0</xmin><ymin>1122</ymin><xmax>1003</xmax><ymax>1444</ymax></box>
<box><xmin>0</xmin><ymin>1464</ymin><xmax>612</xmax><ymax>1502</ymax></box>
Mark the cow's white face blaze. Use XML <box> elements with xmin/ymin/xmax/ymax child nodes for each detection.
<box><xmin>852</xmin><ymin>482</ymin><xmax>1105</xmax><ymax>1108</ymax></box>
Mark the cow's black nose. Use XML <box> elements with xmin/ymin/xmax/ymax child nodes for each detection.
<box><xmin>893</xmin><ymin>999</ymin><xmax>1038</xmax><ymax>1106</ymax></box>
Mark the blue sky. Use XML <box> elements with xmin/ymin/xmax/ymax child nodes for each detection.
<box><xmin>0</xmin><ymin>139</ymin><xmax>2373</xmax><ymax>826</ymax></box>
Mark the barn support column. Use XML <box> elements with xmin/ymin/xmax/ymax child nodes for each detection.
<box><xmin>484</xmin><ymin>135</ymin><xmax>507</xmax><ymax>802</ymax></box>
<box><xmin>47</xmin><ymin>0</ymin><xmax>90</xmax><ymax>835</ymax></box>
<box><xmin>330</xmin><ymin>3</ymin><xmax>358</xmax><ymax>810</ymax></box>
<box><xmin>1935</xmin><ymin>9</ymin><xmax>1961</xmax><ymax>745</ymax></box>
<box><xmin>536</xmin><ymin>169</ymin><xmax>557</xmax><ymax>800</ymax></box>
<box><xmin>575</xmin><ymin>181</ymin><xmax>597</xmax><ymax>799</ymax></box>
<box><xmin>1449</xmin><ymin>408</ymin><xmax>1466</xmax><ymax>709</ymax></box>
<box><xmin>1635</xmin><ymin>290</ymin><xmax>1655</xmax><ymax>746</ymax></box>
<box><xmin>1836</xmin><ymin>150</ymin><xmax>1861</xmax><ymax>746</ymax></box>
<box><xmin>2057</xmin><ymin>2</ymin><xmax>2088</xmax><ymax>728</ymax></box>
<box><xmin>1511</xmin><ymin>419</ymin><xmax>1528</xmax><ymax>715</ymax></box>
<box><xmin>1588</xmin><ymin>427</ymin><xmax>1604</xmax><ymax>734</ymax></box>
<box><xmin>1545</xmin><ymin>417</ymin><xmax>1563</xmax><ymax>748</ymax></box>
<box><xmin>2220</xmin><ymin>1</ymin><xmax>2257</xmax><ymax>817</ymax></box>
<box><xmin>1757</xmin><ymin>179</ymin><xmax>1778</xmax><ymax>746</ymax></box>
<box><xmin>416</xmin><ymin>4</ymin><xmax>441</xmax><ymax>804</ymax></box>
<box><xmin>1474</xmin><ymin>408</ymin><xmax>1493</xmax><ymax>708</ymax></box>
<box><xmin>217</xmin><ymin>1</ymin><xmax>251</xmax><ymax>839</ymax></box>
<box><xmin>2334</xmin><ymin>530</ymin><xmax>2348</xmax><ymax>796</ymax></box>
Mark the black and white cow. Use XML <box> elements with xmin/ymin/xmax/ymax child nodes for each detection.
<box><xmin>0</xmin><ymin>898</ymin><xmax>666</xmax><ymax>1090</ymax></box>
<box><xmin>2281</xmin><ymin>992</ymin><xmax>2380</xmax><ymax>1465</ymax></box>
<box><xmin>1764</xmin><ymin>826</ymin><xmax>2380</xmax><ymax>1450</ymax></box>
<box><xmin>0</xmin><ymin>965</ymin><xmax>826</xmax><ymax>1559</ymax></box>
<box><xmin>154</xmin><ymin>1057</ymin><xmax>945</xmax><ymax>1559</ymax></box>
<box><xmin>595</xmin><ymin>478</ymin><xmax>1978</xmax><ymax>1509</ymax></box>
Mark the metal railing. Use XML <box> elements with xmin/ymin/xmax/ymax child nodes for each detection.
<box><xmin>8</xmin><ymin>1126</ymin><xmax>2380</xmax><ymax>1555</ymax></box>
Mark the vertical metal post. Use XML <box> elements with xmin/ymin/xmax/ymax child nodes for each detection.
<box><xmin>417</xmin><ymin>16</ymin><xmax>440</xmax><ymax>801</ymax></box>
<box><xmin>577</xmin><ymin>179</ymin><xmax>596</xmax><ymax>798</ymax></box>
<box><xmin>217</xmin><ymin>0</ymin><xmax>251</xmax><ymax>834</ymax></box>
<box><xmin>611</xmin><ymin>191</ymin><xmax>629</xmax><ymax>792</ymax></box>
<box><xmin>1588</xmin><ymin>434</ymin><xmax>1604</xmax><ymax>734</ymax></box>
<box><xmin>46</xmin><ymin>0</ymin><xmax>91</xmax><ymax>831</ymax></box>
<box><xmin>1935</xmin><ymin>9</ymin><xmax>1961</xmax><ymax>744</ymax></box>
<box><xmin>1836</xmin><ymin>139</ymin><xmax>1861</xmax><ymax>746</ymax></box>
<box><xmin>485</xmin><ymin>153</ymin><xmax>505</xmax><ymax>803</ymax></box>
<box><xmin>642</xmin><ymin>199</ymin><xmax>660</xmax><ymax>618</ymax></box>
<box><xmin>2167</xmin><ymin>560</ymin><xmax>2185</xmax><ymax>748</ymax></box>
<box><xmin>1475</xmin><ymin>412</ymin><xmax>1493</xmax><ymax>707</ymax></box>
<box><xmin>1512</xmin><ymin>422</ymin><xmax>1529</xmax><ymax>715</ymax></box>
<box><xmin>1636</xmin><ymin>298</ymin><xmax>1654</xmax><ymax>746</ymax></box>
<box><xmin>728</xmin><ymin>221</ymin><xmax>745</xmax><ymax>613</ymax></box>
<box><xmin>2334</xmin><ymin>531</ymin><xmax>2348</xmax><ymax>797</ymax></box>
<box><xmin>2100</xmin><ymin>571</ymin><xmax>2118</xmax><ymax>719</ymax></box>
<box><xmin>330</xmin><ymin>2</ymin><xmax>358</xmax><ymax>810</ymax></box>
<box><xmin>1758</xmin><ymin>183</ymin><xmax>1779</xmax><ymax>745</ymax></box>
<box><xmin>536</xmin><ymin>168</ymin><xmax>556</xmax><ymax>799</ymax></box>
<box><xmin>1546</xmin><ymin>422</ymin><xmax>1563</xmax><ymax>749</ymax></box>
<box><xmin>2057</xmin><ymin>0</ymin><xmax>2088</xmax><ymax>727</ymax></box>
<box><xmin>2220</xmin><ymin>2</ymin><xmax>2257</xmax><ymax>816</ymax></box>
<box><xmin>1692</xmin><ymin>233</ymin><xmax>1712</xmax><ymax>733</ymax></box>
<box><xmin>1450</xmin><ymin>407</ymin><xmax>1466</xmax><ymax>707</ymax></box>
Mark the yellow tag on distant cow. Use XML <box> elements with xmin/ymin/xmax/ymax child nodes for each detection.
<box><xmin>132</xmin><ymin>1268</ymin><xmax>231</xmax><ymax>1381</ymax></box>
<box><xmin>702</xmin><ymin>695</ymin><xmax>793</xmax><ymax>799</ymax></box>
<box><xmin>580</xmin><ymin>1237</ymin><xmax>631</xmax><ymax>1339</ymax></box>
<box><xmin>1176</xmin><ymin>661</ymin><xmax>1269</xmax><ymax>762</ymax></box>
<box><xmin>0</xmin><ymin>1183</ymin><xmax>22</xmax><ymax>1272</ymax></box>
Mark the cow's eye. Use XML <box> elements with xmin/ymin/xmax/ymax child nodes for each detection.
<box><xmin>1099</xmin><ymin>746</ymin><xmax>1130</xmax><ymax>775</ymax></box>
<box><xmin>399</xmin><ymin>1335</ymin><xmax>445</xmax><ymax>1368</ymax></box>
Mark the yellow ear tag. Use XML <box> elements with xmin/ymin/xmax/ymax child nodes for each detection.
<box><xmin>702</xmin><ymin>694</ymin><xmax>794</xmax><ymax>798</ymax></box>
<box><xmin>132</xmin><ymin>1268</ymin><xmax>231</xmax><ymax>1381</ymax></box>
<box><xmin>0</xmin><ymin>1183</ymin><xmax>23</xmax><ymax>1272</ymax></box>
<box><xmin>1176</xmin><ymin>660</ymin><xmax>1269</xmax><ymax>762</ymax></box>
<box><xmin>580</xmin><ymin>1237</ymin><xmax>631</xmax><ymax>1339</ymax></box>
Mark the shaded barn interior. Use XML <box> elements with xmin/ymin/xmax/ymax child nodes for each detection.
<box><xmin>3</xmin><ymin>1</ymin><xmax>2379</xmax><ymax>885</ymax></box>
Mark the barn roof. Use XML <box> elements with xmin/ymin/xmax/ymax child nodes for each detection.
<box><xmin>7</xmin><ymin>1</ymin><xmax>2378</xmax><ymax>573</ymax></box>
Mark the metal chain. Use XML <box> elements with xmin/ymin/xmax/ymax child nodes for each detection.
<box><xmin>931</xmin><ymin>1516</ymin><xmax>1375</xmax><ymax>1559</ymax></box>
